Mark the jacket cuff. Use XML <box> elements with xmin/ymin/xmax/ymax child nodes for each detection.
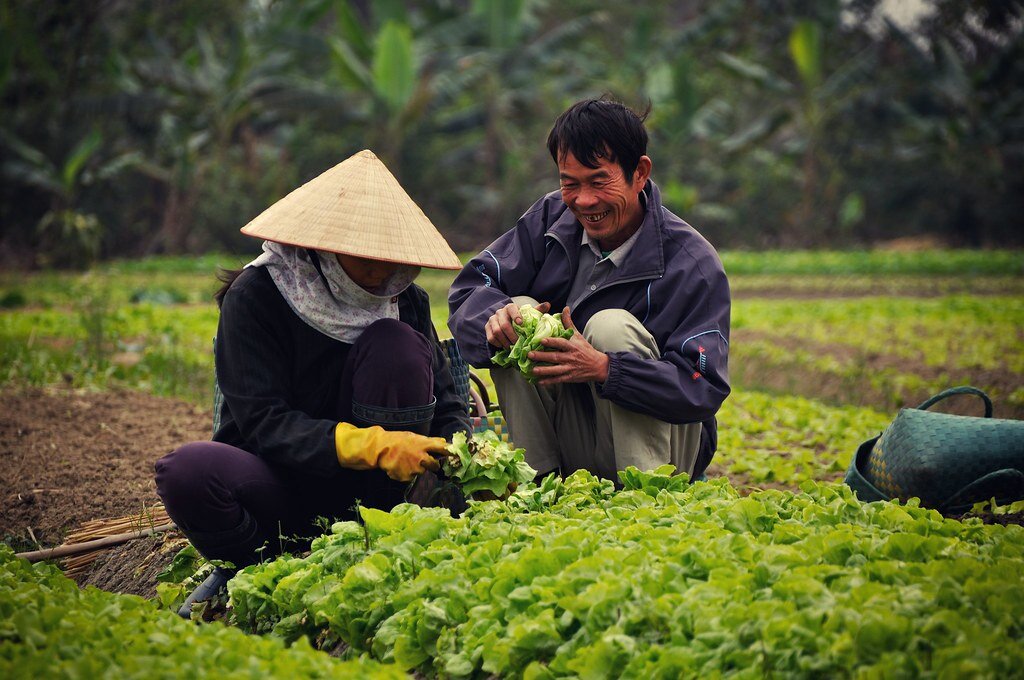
<box><xmin>440</xmin><ymin>415</ymin><xmax>472</xmax><ymax>441</ymax></box>
<box><xmin>595</xmin><ymin>351</ymin><xmax>625</xmax><ymax>400</ymax></box>
<box><xmin>443</xmin><ymin>427</ymin><xmax>471</xmax><ymax>443</ymax></box>
<box><xmin>463</xmin><ymin>330</ymin><xmax>498</xmax><ymax>369</ymax></box>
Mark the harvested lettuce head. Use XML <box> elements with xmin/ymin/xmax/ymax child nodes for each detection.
<box><xmin>491</xmin><ymin>304</ymin><xmax>574</xmax><ymax>382</ymax></box>
<box><xmin>441</xmin><ymin>430</ymin><xmax>536</xmax><ymax>500</ymax></box>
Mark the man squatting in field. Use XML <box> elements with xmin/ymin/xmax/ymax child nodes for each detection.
<box><xmin>155</xmin><ymin>150</ymin><xmax>469</xmax><ymax>616</ymax></box>
<box><xmin>449</xmin><ymin>98</ymin><xmax>731</xmax><ymax>482</ymax></box>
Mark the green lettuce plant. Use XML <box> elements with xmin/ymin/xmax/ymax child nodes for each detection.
<box><xmin>229</xmin><ymin>470</ymin><xmax>1024</xmax><ymax>678</ymax></box>
<box><xmin>0</xmin><ymin>546</ymin><xmax>401</xmax><ymax>678</ymax></box>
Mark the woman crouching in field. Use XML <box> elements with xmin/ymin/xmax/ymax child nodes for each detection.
<box><xmin>155</xmin><ymin>151</ymin><xmax>469</xmax><ymax>617</ymax></box>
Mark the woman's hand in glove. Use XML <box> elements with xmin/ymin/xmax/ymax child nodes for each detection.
<box><xmin>334</xmin><ymin>422</ymin><xmax>445</xmax><ymax>482</ymax></box>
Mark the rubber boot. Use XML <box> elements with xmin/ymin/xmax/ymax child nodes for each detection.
<box><xmin>177</xmin><ymin>567</ymin><xmax>235</xmax><ymax>619</ymax></box>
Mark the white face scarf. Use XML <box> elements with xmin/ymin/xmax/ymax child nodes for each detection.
<box><xmin>246</xmin><ymin>241</ymin><xmax>420</xmax><ymax>343</ymax></box>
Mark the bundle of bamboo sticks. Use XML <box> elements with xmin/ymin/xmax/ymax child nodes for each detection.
<box><xmin>64</xmin><ymin>505</ymin><xmax>172</xmax><ymax>544</ymax></box>
<box><xmin>15</xmin><ymin>504</ymin><xmax>178</xmax><ymax>577</ymax></box>
<box><xmin>61</xmin><ymin>505</ymin><xmax>175</xmax><ymax>578</ymax></box>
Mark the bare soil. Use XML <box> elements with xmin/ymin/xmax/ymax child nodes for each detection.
<box><xmin>77</xmin><ymin>533</ymin><xmax>192</xmax><ymax>599</ymax></box>
<box><xmin>1</xmin><ymin>386</ymin><xmax>208</xmax><ymax>594</ymax></box>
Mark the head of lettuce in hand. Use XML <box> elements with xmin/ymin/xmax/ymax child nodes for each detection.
<box><xmin>491</xmin><ymin>304</ymin><xmax>574</xmax><ymax>382</ymax></box>
<box><xmin>441</xmin><ymin>430</ymin><xmax>536</xmax><ymax>500</ymax></box>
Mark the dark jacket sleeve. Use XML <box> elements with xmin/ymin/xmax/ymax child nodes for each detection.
<box><xmin>447</xmin><ymin>199</ymin><xmax>553</xmax><ymax>368</ymax></box>
<box><xmin>596</xmin><ymin>254</ymin><xmax>731</xmax><ymax>425</ymax></box>
<box><xmin>214</xmin><ymin>271</ymin><xmax>340</xmax><ymax>475</ymax></box>
<box><xmin>405</xmin><ymin>286</ymin><xmax>472</xmax><ymax>439</ymax></box>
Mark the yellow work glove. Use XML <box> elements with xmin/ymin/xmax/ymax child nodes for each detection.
<box><xmin>334</xmin><ymin>422</ymin><xmax>445</xmax><ymax>482</ymax></box>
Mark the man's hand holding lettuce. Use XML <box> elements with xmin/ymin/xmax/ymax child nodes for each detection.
<box><xmin>491</xmin><ymin>304</ymin><xmax>574</xmax><ymax>382</ymax></box>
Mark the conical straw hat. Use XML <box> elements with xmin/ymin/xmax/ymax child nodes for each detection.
<box><xmin>240</xmin><ymin>149</ymin><xmax>461</xmax><ymax>270</ymax></box>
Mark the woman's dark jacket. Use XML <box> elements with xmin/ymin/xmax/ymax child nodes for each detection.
<box><xmin>213</xmin><ymin>266</ymin><xmax>469</xmax><ymax>477</ymax></box>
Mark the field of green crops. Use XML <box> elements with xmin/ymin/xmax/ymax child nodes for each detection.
<box><xmin>2</xmin><ymin>249</ymin><xmax>1023</xmax><ymax>677</ymax></box>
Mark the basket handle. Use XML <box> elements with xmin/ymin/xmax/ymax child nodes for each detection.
<box><xmin>915</xmin><ymin>386</ymin><xmax>992</xmax><ymax>418</ymax></box>
<box><xmin>940</xmin><ymin>468</ymin><xmax>1024</xmax><ymax>513</ymax></box>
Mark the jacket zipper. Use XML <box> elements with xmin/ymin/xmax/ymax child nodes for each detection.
<box><xmin>545</xmin><ymin>231</ymin><xmax>662</xmax><ymax>309</ymax></box>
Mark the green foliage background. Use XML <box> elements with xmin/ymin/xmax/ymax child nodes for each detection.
<box><xmin>2</xmin><ymin>0</ymin><xmax>1023</xmax><ymax>268</ymax></box>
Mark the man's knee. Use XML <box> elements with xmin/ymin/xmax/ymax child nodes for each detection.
<box><xmin>583</xmin><ymin>309</ymin><xmax>658</xmax><ymax>356</ymax></box>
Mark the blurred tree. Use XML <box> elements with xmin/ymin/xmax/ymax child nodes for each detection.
<box><xmin>128</xmin><ymin>25</ymin><xmax>284</xmax><ymax>253</ymax></box>
<box><xmin>866</xmin><ymin>0</ymin><xmax>1024</xmax><ymax>246</ymax></box>
<box><xmin>419</xmin><ymin>0</ymin><xmax>603</xmax><ymax>240</ymax></box>
<box><xmin>1</xmin><ymin>0</ymin><xmax>1021</xmax><ymax>266</ymax></box>
<box><xmin>0</xmin><ymin>128</ymin><xmax>133</xmax><ymax>268</ymax></box>
<box><xmin>0</xmin><ymin>1</ymin><xmax>117</xmax><ymax>266</ymax></box>
<box><xmin>712</xmin><ymin>15</ymin><xmax>878</xmax><ymax>244</ymax></box>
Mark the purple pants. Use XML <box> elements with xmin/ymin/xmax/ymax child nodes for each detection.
<box><xmin>155</xmin><ymin>319</ymin><xmax>434</xmax><ymax>568</ymax></box>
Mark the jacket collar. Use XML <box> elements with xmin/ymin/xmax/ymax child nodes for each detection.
<box><xmin>546</xmin><ymin>179</ymin><xmax>666</xmax><ymax>282</ymax></box>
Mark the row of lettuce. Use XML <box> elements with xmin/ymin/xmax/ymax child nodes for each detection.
<box><xmin>222</xmin><ymin>469</ymin><xmax>1023</xmax><ymax>678</ymax></box>
<box><xmin>733</xmin><ymin>294</ymin><xmax>1024</xmax><ymax>395</ymax></box>
<box><xmin>4</xmin><ymin>468</ymin><xmax>1023</xmax><ymax>677</ymax></box>
<box><xmin>0</xmin><ymin>544</ymin><xmax>401</xmax><ymax>678</ymax></box>
<box><xmin>714</xmin><ymin>390</ymin><xmax>891</xmax><ymax>487</ymax></box>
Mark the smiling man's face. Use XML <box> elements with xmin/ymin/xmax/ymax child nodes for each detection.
<box><xmin>557</xmin><ymin>150</ymin><xmax>651</xmax><ymax>251</ymax></box>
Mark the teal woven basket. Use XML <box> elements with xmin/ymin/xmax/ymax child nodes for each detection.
<box><xmin>845</xmin><ymin>387</ymin><xmax>1024</xmax><ymax>512</ymax></box>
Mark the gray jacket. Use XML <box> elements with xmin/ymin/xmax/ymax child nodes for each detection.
<box><xmin>448</xmin><ymin>180</ymin><xmax>730</xmax><ymax>466</ymax></box>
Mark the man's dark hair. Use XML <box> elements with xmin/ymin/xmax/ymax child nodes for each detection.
<box><xmin>546</xmin><ymin>97</ymin><xmax>650</xmax><ymax>179</ymax></box>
